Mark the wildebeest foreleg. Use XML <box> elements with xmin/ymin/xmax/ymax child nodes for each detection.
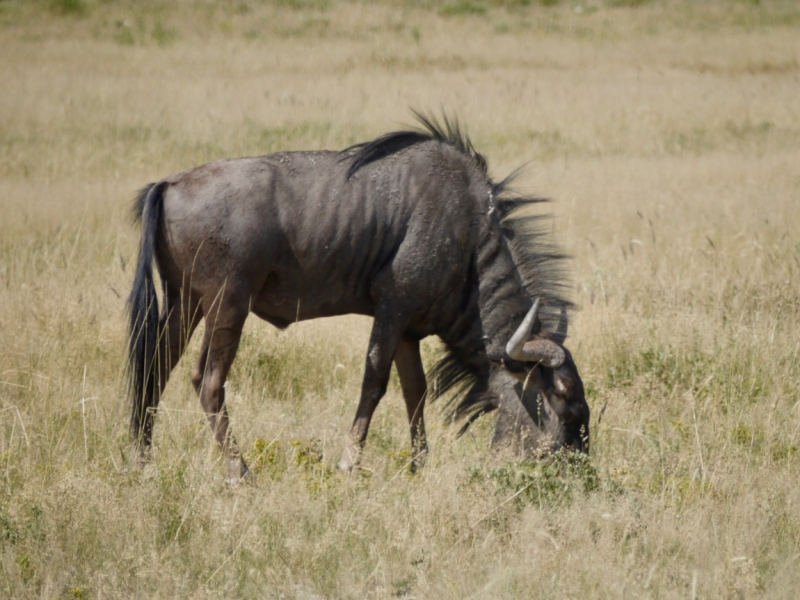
<box><xmin>337</xmin><ymin>311</ymin><xmax>407</xmax><ymax>472</ymax></box>
<box><xmin>192</xmin><ymin>305</ymin><xmax>250</xmax><ymax>484</ymax></box>
<box><xmin>394</xmin><ymin>336</ymin><xmax>428</xmax><ymax>473</ymax></box>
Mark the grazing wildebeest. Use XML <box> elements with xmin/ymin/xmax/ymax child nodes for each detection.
<box><xmin>127</xmin><ymin>114</ymin><xmax>589</xmax><ymax>481</ymax></box>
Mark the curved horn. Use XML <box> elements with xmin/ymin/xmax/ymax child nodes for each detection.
<box><xmin>506</xmin><ymin>298</ymin><xmax>540</xmax><ymax>361</ymax></box>
<box><xmin>518</xmin><ymin>339</ymin><xmax>565</xmax><ymax>368</ymax></box>
<box><xmin>506</xmin><ymin>298</ymin><xmax>567</xmax><ymax>368</ymax></box>
<box><xmin>552</xmin><ymin>305</ymin><xmax>568</xmax><ymax>344</ymax></box>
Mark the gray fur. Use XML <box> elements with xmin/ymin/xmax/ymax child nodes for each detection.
<box><xmin>126</xmin><ymin>115</ymin><xmax>589</xmax><ymax>479</ymax></box>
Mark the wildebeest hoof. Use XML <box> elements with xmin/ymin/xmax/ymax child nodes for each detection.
<box><xmin>336</xmin><ymin>459</ymin><xmax>355</xmax><ymax>474</ymax></box>
<box><xmin>225</xmin><ymin>473</ymin><xmax>255</xmax><ymax>486</ymax></box>
<box><xmin>408</xmin><ymin>458</ymin><xmax>425</xmax><ymax>475</ymax></box>
<box><xmin>225</xmin><ymin>474</ymin><xmax>255</xmax><ymax>486</ymax></box>
<box><xmin>225</xmin><ymin>459</ymin><xmax>253</xmax><ymax>485</ymax></box>
<box><xmin>128</xmin><ymin>444</ymin><xmax>151</xmax><ymax>472</ymax></box>
<box><xmin>337</xmin><ymin>447</ymin><xmax>360</xmax><ymax>473</ymax></box>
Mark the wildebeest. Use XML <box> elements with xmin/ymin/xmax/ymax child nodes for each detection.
<box><xmin>127</xmin><ymin>114</ymin><xmax>589</xmax><ymax>481</ymax></box>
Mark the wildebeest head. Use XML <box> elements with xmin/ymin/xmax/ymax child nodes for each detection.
<box><xmin>437</xmin><ymin>298</ymin><xmax>589</xmax><ymax>457</ymax></box>
<box><xmin>492</xmin><ymin>299</ymin><xmax>589</xmax><ymax>455</ymax></box>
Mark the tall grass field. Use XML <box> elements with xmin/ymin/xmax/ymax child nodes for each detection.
<box><xmin>1</xmin><ymin>0</ymin><xmax>799</xmax><ymax>597</ymax></box>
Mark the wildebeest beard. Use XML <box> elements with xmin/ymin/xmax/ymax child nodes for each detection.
<box><xmin>126</xmin><ymin>111</ymin><xmax>589</xmax><ymax>482</ymax></box>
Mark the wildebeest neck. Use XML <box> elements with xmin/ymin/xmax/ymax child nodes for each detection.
<box><xmin>438</xmin><ymin>204</ymin><xmax>531</xmax><ymax>368</ymax></box>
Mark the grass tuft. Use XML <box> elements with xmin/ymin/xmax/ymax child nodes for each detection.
<box><xmin>466</xmin><ymin>451</ymin><xmax>600</xmax><ymax>508</ymax></box>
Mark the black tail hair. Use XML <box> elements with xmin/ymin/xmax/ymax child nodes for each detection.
<box><xmin>127</xmin><ymin>182</ymin><xmax>166</xmax><ymax>442</ymax></box>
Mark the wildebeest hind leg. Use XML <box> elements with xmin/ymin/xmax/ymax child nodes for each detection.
<box><xmin>338</xmin><ymin>306</ymin><xmax>408</xmax><ymax>473</ymax></box>
<box><xmin>394</xmin><ymin>336</ymin><xmax>428</xmax><ymax>473</ymax></box>
<box><xmin>193</xmin><ymin>300</ymin><xmax>250</xmax><ymax>484</ymax></box>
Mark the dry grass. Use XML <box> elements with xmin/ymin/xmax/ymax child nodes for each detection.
<box><xmin>1</xmin><ymin>0</ymin><xmax>799</xmax><ymax>597</ymax></box>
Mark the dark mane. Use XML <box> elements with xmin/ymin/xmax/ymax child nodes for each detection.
<box><xmin>343</xmin><ymin>111</ymin><xmax>487</xmax><ymax>179</ymax></box>
<box><xmin>493</xmin><ymin>183</ymin><xmax>573</xmax><ymax>330</ymax></box>
<box><xmin>426</xmin><ymin>137</ymin><xmax>573</xmax><ymax>434</ymax></box>
<box><xmin>431</xmin><ymin>185</ymin><xmax>574</xmax><ymax>432</ymax></box>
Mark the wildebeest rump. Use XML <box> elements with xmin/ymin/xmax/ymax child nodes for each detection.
<box><xmin>127</xmin><ymin>115</ymin><xmax>589</xmax><ymax>481</ymax></box>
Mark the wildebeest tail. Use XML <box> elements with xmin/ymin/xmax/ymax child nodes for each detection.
<box><xmin>127</xmin><ymin>182</ymin><xmax>166</xmax><ymax>442</ymax></box>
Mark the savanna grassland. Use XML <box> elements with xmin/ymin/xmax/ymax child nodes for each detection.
<box><xmin>1</xmin><ymin>0</ymin><xmax>800</xmax><ymax>597</ymax></box>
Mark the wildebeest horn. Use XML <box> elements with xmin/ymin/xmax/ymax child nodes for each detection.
<box><xmin>518</xmin><ymin>339</ymin><xmax>565</xmax><ymax>368</ymax></box>
<box><xmin>506</xmin><ymin>298</ymin><xmax>540</xmax><ymax>360</ymax></box>
<box><xmin>552</xmin><ymin>305</ymin><xmax>568</xmax><ymax>344</ymax></box>
<box><xmin>506</xmin><ymin>298</ymin><xmax>566</xmax><ymax>368</ymax></box>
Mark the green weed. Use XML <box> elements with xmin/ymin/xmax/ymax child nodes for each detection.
<box><xmin>152</xmin><ymin>20</ymin><xmax>178</xmax><ymax>46</ymax></box>
<box><xmin>246</xmin><ymin>438</ymin><xmax>288</xmax><ymax>479</ymax></box>
<box><xmin>439</xmin><ymin>1</ymin><xmax>487</xmax><ymax>16</ymax></box>
<box><xmin>50</xmin><ymin>0</ymin><xmax>85</xmax><ymax>15</ymax></box>
<box><xmin>466</xmin><ymin>451</ymin><xmax>600</xmax><ymax>508</ymax></box>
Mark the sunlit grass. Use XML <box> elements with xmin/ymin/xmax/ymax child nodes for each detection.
<box><xmin>1</xmin><ymin>0</ymin><xmax>799</xmax><ymax>597</ymax></box>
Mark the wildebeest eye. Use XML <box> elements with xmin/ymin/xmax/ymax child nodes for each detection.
<box><xmin>554</xmin><ymin>374</ymin><xmax>569</xmax><ymax>396</ymax></box>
